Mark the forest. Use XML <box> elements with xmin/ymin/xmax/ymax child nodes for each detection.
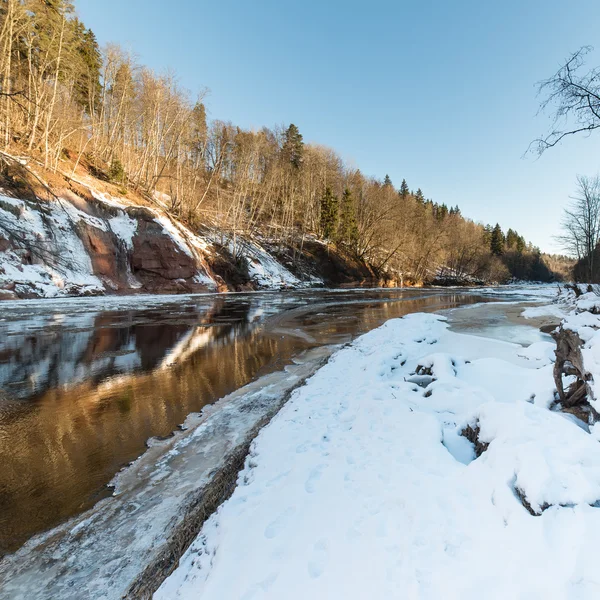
<box><xmin>0</xmin><ymin>0</ymin><xmax>570</xmax><ymax>284</ymax></box>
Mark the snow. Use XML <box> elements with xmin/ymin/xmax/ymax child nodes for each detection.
<box><xmin>521</xmin><ymin>303</ymin><xmax>566</xmax><ymax>319</ymax></box>
<box><xmin>108</xmin><ymin>213</ymin><xmax>137</xmax><ymax>249</ymax></box>
<box><xmin>467</xmin><ymin>401</ymin><xmax>600</xmax><ymax>514</ymax></box>
<box><xmin>246</xmin><ymin>242</ymin><xmax>301</xmax><ymax>288</ymax></box>
<box><xmin>0</xmin><ymin>195</ymin><xmax>104</xmax><ymax>297</ymax></box>
<box><xmin>576</xmin><ymin>291</ymin><xmax>600</xmax><ymax>313</ymax></box>
<box><xmin>218</xmin><ymin>234</ymin><xmax>314</xmax><ymax>289</ymax></box>
<box><xmin>152</xmin><ymin>212</ymin><xmax>210</xmax><ymax>258</ymax></box>
<box><xmin>478</xmin><ymin>283</ymin><xmax>561</xmax><ymax>300</ymax></box>
<box><xmin>156</xmin><ymin>311</ymin><xmax>600</xmax><ymax>600</ymax></box>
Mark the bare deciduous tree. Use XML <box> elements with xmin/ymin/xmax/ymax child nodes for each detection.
<box><xmin>556</xmin><ymin>175</ymin><xmax>600</xmax><ymax>282</ymax></box>
<box><xmin>534</xmin><ymin>46</ymin><xmax>600</xmax><ymax>154</ymax></box>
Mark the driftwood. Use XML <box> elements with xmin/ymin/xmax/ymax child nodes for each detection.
<box><xmin>564</xmin><ymin>283</ymin><xmax>583</xmax><ymax>298</ymax></box>
<box><xmin>460</xmin><ymin>423</ymin><xmax>489</xmax><ymax>457</ymax></box>
<box><xmin>552</xmin><ymin>324</ymin><xmax>599</xmax><ymax>421</ymax></box>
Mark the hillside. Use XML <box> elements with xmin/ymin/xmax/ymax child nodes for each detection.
<box><xmin>0</xmin><ymin>154</ymin><xmax>379</xmax><ymax>300</ymax></box>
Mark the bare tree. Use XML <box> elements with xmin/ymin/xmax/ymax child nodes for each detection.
<box><xmin>533</xmin><ymin>47</ymin><xmax>600</xmax><ymax>154</ymax></box>
<box><xmin>556</xmin><ymin>175</ymin><xmax>600</xmax><ymax>282</ymax></box>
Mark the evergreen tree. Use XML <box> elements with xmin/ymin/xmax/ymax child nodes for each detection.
<box><xmin>490</xmin><ymin>223</ymin><xmax>505</xmax><ymax>256</ymax></box>
<box><xmin>189</xmin><ymin>102</ymin><xmax>207</xmax><ymax>164</ymax></box>
<box><xmin>399</xmin><ymin>179</ymin><xmax>409</xmax><ymax>199</ymax></box>
<box><xmin>506</xmin><ymin>228</ymin><xmax>519</xmax><ymax>249</ymax></box>
<box><xmin>72</xmin><ymin>20</ymin><xmax>101</xmax><ymax>114</ymax></box>
<box><xmin>483</xmin><ymin>224</ymin><xmax>493</xmax><ymax>247</ymax></box>
<box><xmin>320</xmin><ymin>187</ymin><xmax>339</xmax><ymax>240</ymax></box>
<box><xmin>338</xmin><ymin>188</ymin><xmax>358</xmax><ymax>248</ymax></box>
<box><xmin>282</xmin><ymin>123</ymin><xmax>304</xmax><ymax>169</ymax></box>
<box><xmin>383</xmin><ymin>174</ymin><xmax>392</xmax><ymax>187</ymax></box>
<box><xmin>415</xmin><ymin>188</ymin><xmax>425</xmax><ymax>203</ymax></box>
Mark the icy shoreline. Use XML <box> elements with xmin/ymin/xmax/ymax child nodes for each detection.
<box><xmin>155</xmin><ymin>299</ymin><xmax>600</xmax><ymax>600</ymax></box>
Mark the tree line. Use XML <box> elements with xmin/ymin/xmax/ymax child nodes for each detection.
<box><xmin>0</xmin><ymin>0</ymin><xmax>562</xmax><ymax>283</ymax></box>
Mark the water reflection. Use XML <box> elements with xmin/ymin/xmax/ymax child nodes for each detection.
<box><xmin>0</xmin><ymin>289</ymin><xmax>486</xmax><ymax>554</ymax></box>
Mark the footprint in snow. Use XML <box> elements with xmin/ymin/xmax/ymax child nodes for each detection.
<box><xmin>264</xmin><ymin>506</ymin><xmax>296</xmax><ymax>539</ymax></box>
<box><xmin>305</xmin><ymin>464</ymin><xmax>327</xmax><ymax>493</ymax></box>
<box><xmin>307</xmin><ymin>539</ymin><xmax>329</xmax><ymax>579</ymax></box>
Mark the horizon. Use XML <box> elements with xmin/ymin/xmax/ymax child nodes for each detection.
<box><xmin>76</xmin><ymin>0</ymin><xmax>600</xmax><ymax>254</ymax></box>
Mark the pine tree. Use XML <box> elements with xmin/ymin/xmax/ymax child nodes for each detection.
<box><xmin>383</xmin><ymin>174</ymin><xmax>392</xmax><ymax>187</ymax></box>
<box><xmin>415</xmin><ymin>188</ymin><xmax>425</xmax><ymax>203</ymax></box>
<box><xmin>320</xmin><ymin>187</ymin><xmax>339</xmax><ymax>240</ymax></box>
<box><xmin>399</xmin><ymin>179</ymin><xmax>409</xmax><ymax>199</ymax></box>
<box><xmin>338</xmin><ymin>188</ymin><xmax>358</xmax><ymax>248</ymax></box>
<box><xmin>72</xmin><ymin>20</ymin><xmax>101</xmax><ymax>114</ymax></box>
<box><xmin>483</xmin><ymin>225</ymin><xmax>493</xmax><ymax>247</ymax></box>
<box><xmin>189</xmin><ymin>102</ymin><xmax>207</xmax><ymax>164</ymax></box>
<box><xmin>437</xmin><ymin>203</ymin><xmax>448</xmax><ymax>220</ymax></box>
<box><xmin>282</xmin><ymin>123</ymin><xmax>304</xmax><ymax>169</ymax></box>
<box><xmin>506</xmin><ymin>228</ymin><xmax>519</xmax><ymax>250</ymax></box>
<box><xmin>490</xmin><ymin>223</ymin><xmax>505</xmax><ymax>256</ymax></box>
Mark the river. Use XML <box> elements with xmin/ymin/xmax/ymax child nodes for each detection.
<box><xmin>0</xmin><ymin>286</ymin><xmax>556</xmax><ymax>557</ymax></box>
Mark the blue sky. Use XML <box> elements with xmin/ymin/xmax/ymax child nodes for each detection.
<box><xmin>76</xmin><ymin>0</ymin><xmax>600</xmax><ymax>253</ymax></box>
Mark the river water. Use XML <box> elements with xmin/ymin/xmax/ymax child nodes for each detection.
<box><xmin>0</xmin><ymin>287</ymin><xmax>554</xmax><ymax>555</ymax></box>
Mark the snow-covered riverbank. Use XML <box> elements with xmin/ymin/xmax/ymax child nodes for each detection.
<box><xmin>156</xmin><ymin>296</ymin><xmax>600</xmax><ymax>600</ymax></box>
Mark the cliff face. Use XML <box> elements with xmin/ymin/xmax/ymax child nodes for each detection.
<box><xmin>0</xmin><ymin>190</ymin><xmax>222</xmax><ymax>300</ymax></box>
<box><xmin>0</xmin><ymin>182</ymin><xmax>381</xmax><ymax>300</ymax></box>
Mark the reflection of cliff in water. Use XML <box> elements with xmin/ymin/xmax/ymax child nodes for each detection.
<box><xmin>0</xmin><ymin>299</ymin><xmax>257</xmax><ymax>401</ymax></box>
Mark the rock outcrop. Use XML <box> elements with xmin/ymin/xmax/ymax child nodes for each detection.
<box><xmin>0</xmin><ymin>191</ymin><xmax>220</xmax><ymax>299</ymax></box>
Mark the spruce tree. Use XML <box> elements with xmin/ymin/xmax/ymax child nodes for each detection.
<box><xmin>338</xmin><ymin>188</ymin><xmax>358</xmax><ymax>248</ymax></box>
<box><xmin>506</xmin><ymin>229</ymin><xmax>519</xmax><ymax>249</ymax></box>
<box><xmin>399</xmin><ymin>179</ymin><xmax>409</xmax><ymax>199</ymax></box>
<box><xmin>383</xmin><ymin>174</ymin><xmax>392</xmax><ymax>187</ymax></box>
<box><xmin>320</xmin><ymin>187</ymin><xmax>339</xmax><ymax>240</ymax></box>
<box><xmin>482</xmin><ymin>225</ymin><xmax>493</xmax><ymax>247</ymax></box>
<box><xmin>415</xmin><ymin>188</ymin><xmax>425</xmax><ymax>203</ymax></box>
<box><xmin>72</xmin><ymin>21</ymin><xmax>101</xmax><ymax>114</ymax></box>
<box><xmin>190</xmin><ymin>102</ymin><xmax>207</xmax><ymax>164</ymax></box>
<box><xmin>282</xmin><ymin>124</ymin><xmax>304</xmax><ymax>169</ymax></box>
<box><xmin>490</xmin><ymin>223</ymin><xmax>505</xmax><ymax>256</ymax></box>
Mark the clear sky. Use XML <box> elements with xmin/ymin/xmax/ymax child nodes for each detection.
<box><xmin>76</xmin><ymin>0</ymin><xmax>600</xmax><ymax>253</ymax></box>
